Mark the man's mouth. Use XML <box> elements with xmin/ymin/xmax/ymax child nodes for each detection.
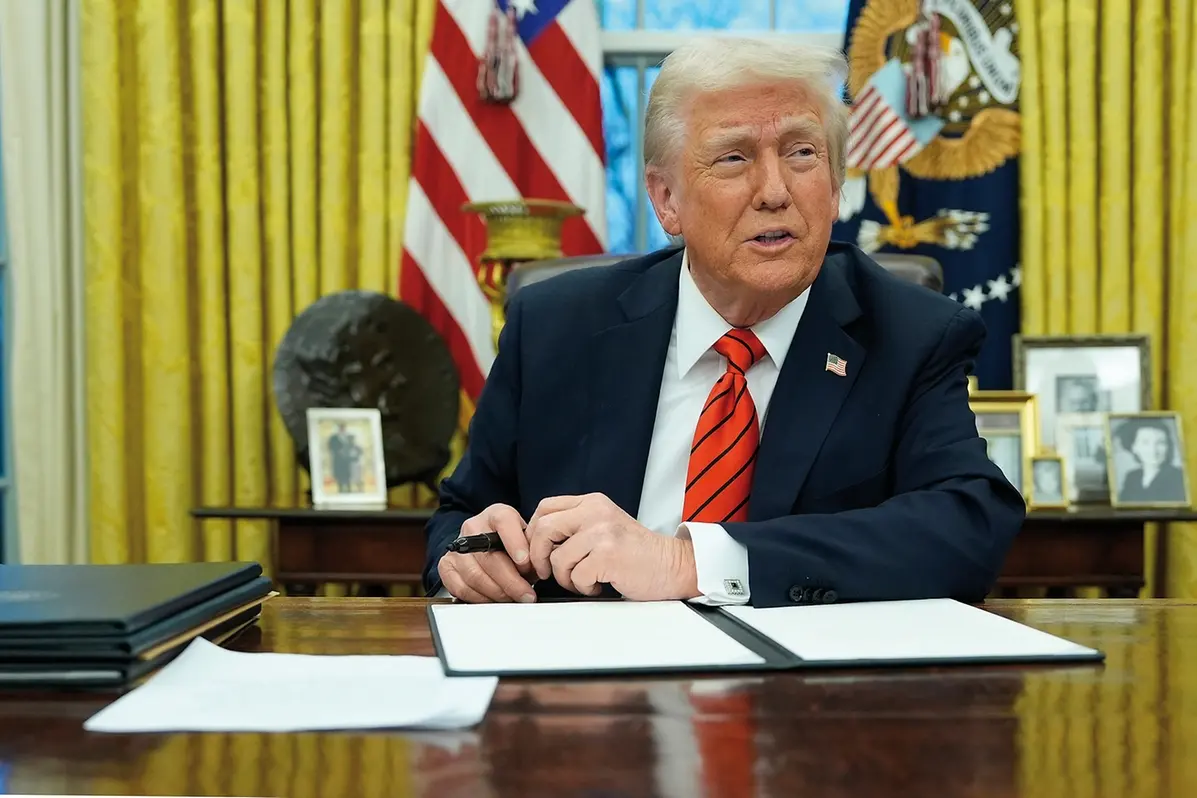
<box><xmin>752</xmin><ymin>231</ymin><xmax>793</xmax><ymax>245</ymax></box>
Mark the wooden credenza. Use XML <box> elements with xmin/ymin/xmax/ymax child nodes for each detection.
<box><xmin>192</xmin><ymin>506</ymin><xmax>1197</xmax><ymax>598</ymax></box>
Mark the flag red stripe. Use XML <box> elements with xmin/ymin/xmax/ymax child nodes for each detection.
<box><xmin>432</xmin><ymin>3</ymin><xmax>602</xmax><ymax>255</ymax></box>
<box><xmin>526</xmin><ymin>21</ymin><xmax>605</xmax><ymax>163</ymax></box>
<box><xmin>400</xmin><ymin>249</ymin><xmax>486</xmax><ymax>400</ymax></box>
<box><xmin>412</xmin><ymin>120</ymin><xmax>488</xmax><ymax>270</ymax></box>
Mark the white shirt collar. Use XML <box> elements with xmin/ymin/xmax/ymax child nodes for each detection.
<box><xmin>675</xmin><ymin>248</ymin><xmax>810</xmax><ymax>379</ymax></box>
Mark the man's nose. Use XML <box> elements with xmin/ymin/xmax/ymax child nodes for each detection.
<box><xmin>752</xmin><ymin>152</ymin><xmax>791</xmax><ymax>210</ymax></box>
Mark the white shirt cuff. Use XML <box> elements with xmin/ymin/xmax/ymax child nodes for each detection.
<box><xmin>676</xmin><ymin>522</ymin><xmax>750</xmax><ymax>605</ymax></box>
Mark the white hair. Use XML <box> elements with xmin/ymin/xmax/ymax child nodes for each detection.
<box><xmin>644</xmin><ymin>37</ymin><xmax>850</xmax><ymax>187</ymax></box>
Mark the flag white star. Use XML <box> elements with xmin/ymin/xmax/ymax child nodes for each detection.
<box><xmin>962</xmin><ymin>285</ymin><xmax>987</xmax><ymax>310</ymax></box>
<box><xmin>1010</xmin><ymin>265</ymin><xmax>1022</xmax><ymax>287</ymax></box>
<box><xmin>986</xmin><ymin>274</ymin><xmax>1013</xmax><ymax>302</ymax></box>
<box><xmin>509</xmin><ymin>0</ymin><xmax>538</xmax><ymax>19</ymax></box>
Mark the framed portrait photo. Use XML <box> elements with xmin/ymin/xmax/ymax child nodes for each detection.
<box><xmin>1012</xmin><ymin>334</ymin><xmax>1151</xmax><ymax>450</ymax></box>
<box><xmin>1027</xmin><ymin>455</ymin><xmax>1069</xmax><ymax>509</ymax></box>
<box><xmin>1057</xmin><ymin>412</ymin><xmax>1111</xmax><ymax>504</ymax></box>
<box><xmin>1106</xmin><ymin>412</ymin><xmax>1191</xmax><ymax>508</ymax></box>
<box><xmin>971</xmin><ymin>391</ymin><xmax>1039</xmax><ymax>498</ymax></box>
<box><xmin>306</xmin><ymin>407</ymin><xmax>388</xmax><ymax>508</ymax></box>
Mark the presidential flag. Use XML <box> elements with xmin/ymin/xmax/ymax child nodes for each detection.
<box><xmin>400</xmin><ymin>0</ymin><xmax>606</xmax><ymax>402</ymax></box>
<box><xmin>834</xmin><ymin>0</ymin><xmax>1022</xmax><ymax>389</ymax></box>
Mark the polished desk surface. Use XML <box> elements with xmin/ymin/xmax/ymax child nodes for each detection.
<box><xmin>1</xmin><ymin>598</ymin><xmax>1195</xmax><ymax>797</ymax></box>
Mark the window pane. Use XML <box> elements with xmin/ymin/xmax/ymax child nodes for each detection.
<box><xmin>602</xmin><ymin>65</ymin><xmax>640</xmax><ymax>254</ymax></box>
<box><xmin>776</xmin><ymin>0</ymin><xmax>851</xmax><ymax>32</ymax></box>
<box><xmin>0</xmin><ymin>271</ymin><xmax>6</xmax><ymax>480</ymax></box>
<box><xmin>598</xmin><ymin>0</ymin><xmax>638</xmax><ymax>30</ymax></box>
<box><xmin>644</xmin><ymin>0</ymin><xmax>771</xmax><ymax>30</ymax></box>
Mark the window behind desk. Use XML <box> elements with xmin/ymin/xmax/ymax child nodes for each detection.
<box><xmin>598</xmin><ymin>0</ymin><xmax>851</xmax><ymax>252</ymax></box>
<box><xmin>0</xmin><ymin>108</ymin><xmax>10</xmax><ymax>564</ymax></box>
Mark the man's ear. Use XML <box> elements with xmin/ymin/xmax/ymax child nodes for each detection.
<box><xmin>645</xmin><ymin>166</ymin><xmax>682</xmax><ymax>237</ymax></box>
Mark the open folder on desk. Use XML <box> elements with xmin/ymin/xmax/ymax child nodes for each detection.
<box><xmin>428</xmin><ymin>598</ymin><xmax>1104</xmax><ymax>677</ymax></box>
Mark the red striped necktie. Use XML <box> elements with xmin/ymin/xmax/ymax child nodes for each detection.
<box><xmin>683</xmin><ymin>329</ymin><xmax>767</xmax><ymax>524</ymax></box>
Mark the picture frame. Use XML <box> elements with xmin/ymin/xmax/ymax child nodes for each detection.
<box><xmin>1027</xmin><ymin>454</ymin><xmax>1069</xmax><ymax>509</ymax></box>
<box><xmin>970</xmin><ymin>391</ymin><xmax>1039</xmax><ymax>498</ymax></box>
<box><xmin>1105</xmin><ymin>411</ymin><xmax>1192</xmax><ymax>508</ymax></box>
<box><xmin>1056</xmin><ymin>412</ymin><xmax>1111</xmax><ymax>504</ymax></box>
<box><xmin>1011</xmin><ymin>334</ymin><xmax>1151</xmax><ymax>450</ymax></box>
<box><xmin>306</xmin><ymin>407</ymin><xmax>389</xmax><ymax>509</ymax></box>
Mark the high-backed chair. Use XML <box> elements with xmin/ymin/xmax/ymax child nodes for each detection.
<box><xmin>505</xmin><ymin>247</ymin><xmax>944</xmax><ymax>304</ymax></box>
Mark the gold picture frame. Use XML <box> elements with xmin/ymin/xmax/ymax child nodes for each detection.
<box><xmin>1105</xmin><ymin>411</ymin><xmax>1192</xmax><ymax>509</ymax></box>
<box><xmin>969</xmin><ymin>391</ymin><xmax>1039</xmax><ymax>499</ymax></box>
<box><xmin>1027</xmin><ymin>454</ymin><xmax>1069</xmax><ymax>509</ymax></box>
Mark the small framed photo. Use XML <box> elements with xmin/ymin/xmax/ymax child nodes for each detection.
<box><xmin>306</xmin><ymin>408</ymin><xmax>388</xmax><ymax>508</ymax></box>
<box><xmin>1028</xmin><ymin>455</ymin><xmax>1069</xmax><ymax>509</ymax></box>
<box><xmin>1057</xmin><ymin>412</ymin><xmax>1111</xmax><ymax>503</ymax></box>
<box><xmin>970</xmin><ymin>391</ymin><xmax>1039</xmax><ymax>497</ymax></box>
<box><xmin>1106</xmin><ymin>412</ymin><xmax>1191</xmax><ymax>508</ymax></box>
<box><xmin>1012</xmin><ymin>334</ymin><xmax>1151</xmax><ymax>449</ymax></box>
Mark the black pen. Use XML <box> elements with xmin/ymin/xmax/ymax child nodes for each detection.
<box><xmin>446</xmin><ymin>531</ymin><xmax>505</xmax><ymax>555</ymax></box>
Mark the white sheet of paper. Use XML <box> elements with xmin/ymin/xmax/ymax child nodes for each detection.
<box><xmin>431</xmin><ymin>600</ymin><xmax>765</xmax><ymax>674</ymax></box>
<box><xmin>722</xmin><ymin>598</ymin><xmax>1100</xmax><ymax>662</ymax></box>
<box><xmin>83</xmin><ymin>637</ymin><xmax>498</xmax><ymax>733</ymax></box>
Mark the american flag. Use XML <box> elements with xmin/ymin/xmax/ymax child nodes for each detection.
<box><xmin>400</xmin><ymin>0</ymin><xmax>607</xmax><ymax>402</ymax></box>
<box><xmin>846</xmin><ymin>59</ymin><xmax>943</xmax><ymax>172</ymax></box>
<box><xmin>825</xmin><ymin>353</ymin><xmax>847</xmax><ymax>377</ymax></box>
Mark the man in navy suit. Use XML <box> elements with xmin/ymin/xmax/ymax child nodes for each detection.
<box><xmin>422</xmin><ymin>37</ymin><xmax>1025</xmax><ymax>608</ymax></box>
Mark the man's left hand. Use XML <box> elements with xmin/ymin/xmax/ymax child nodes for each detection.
<box><xmin>525</xmin><ymin>493</ymin><xmax>699</xmax><ymax>601</ymax></box>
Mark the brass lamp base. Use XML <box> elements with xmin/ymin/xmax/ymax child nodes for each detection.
<box><xmin>463</xmin><ymin>199</ymin><xmax>584</xmax><ymax>351</ymax></box>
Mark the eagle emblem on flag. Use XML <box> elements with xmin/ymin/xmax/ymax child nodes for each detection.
<box><xmin>839</xmin><ymin>0</ymin><xmax>1021</xmax><ymax>253</ymax></box>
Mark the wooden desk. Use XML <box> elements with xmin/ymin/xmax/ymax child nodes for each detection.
<box><xmin>195</xmin><ymin>505</ymin><xmax>1197</xmax><ymax>597</ymax></box>
<box><xmin>0</xmin><ymin>597</ymin><xmax>1194</xmax><ymax>796</ymax></box>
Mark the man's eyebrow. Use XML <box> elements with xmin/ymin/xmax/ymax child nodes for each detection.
<box><xmin>778</xmin><ymin>117</ymin><xmax>826</xmax><ymax>139</ymax></box>
<box><xmin>700</xmin><ymin>127</ymin><xmax>755</xmax><ymax>151</ymax></box>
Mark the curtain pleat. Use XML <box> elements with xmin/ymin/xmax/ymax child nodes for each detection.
<box><xmin>82</xmin><ymin>0</ymin><xmax>131</xmax><ymax>564</ymax></box>
<box><xmin>1097</xmin><ymin>0</ymin><xmax>1132</xmax><ymax>333</ymax></box>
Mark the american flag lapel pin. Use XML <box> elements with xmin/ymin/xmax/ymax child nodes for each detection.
<box><xmin>825</xmin><ymin>353</ymin><xmax>847</xmax><ymax>377</ymax></box>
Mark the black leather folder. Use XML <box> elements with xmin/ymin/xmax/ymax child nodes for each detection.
<box><xmin>0</xmin><ymin>562</ymin><xmax>272</xmax><ymax>688</ymax></box>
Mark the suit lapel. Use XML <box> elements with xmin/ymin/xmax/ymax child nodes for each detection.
<box><xmin>585</xmin><ymin>252</ymin><xmax>682</xmax><ymax>517</ymax></box>
<box><xmin>750</xmin><ymin>254</ymin><xmax>866</xmax><ymax>521</ymax></box>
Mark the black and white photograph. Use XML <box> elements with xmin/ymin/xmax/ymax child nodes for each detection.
<box><xmin>971</xmin><ymin>392</ymin><xmax>1038</xmax><ymax>497</ymax></box>
<box><xmin>984</xmin><ymin>434</ymin><xmax>1023</xmax><ymax>495</ymax></box>
<box><xmin>306</xmin><ymin>407</ymin><xmax>389</xmax><ymax>508</ymax></box>
<box><xmin>1013</xmin><ymin>334</ymin><xmax>1150</xmax><ymax>449</ymax></box>
<box><xmin>1057</xmin><ymin>413</ymin><xmax>1110</xmax><ymax>503</ymax></box>
<box><xmin>1107</xmin><ymin>413</ymin><xmax>1191</xmax><ymax>507</ymax></box>
<box><xmin>1028</xmin><ymin>455</ymin><xmax>1068</xmax><ymax>509</ymax></box>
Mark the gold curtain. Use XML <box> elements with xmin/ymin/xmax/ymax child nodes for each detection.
<box><xmin>1017</xmin><ymin>0</ymin><xmax>1197</xmax><ymax>597</ymax></box>
<box><xmin>81</xmin><ymin>0</ymin><xmax>438</xmax><ymax>568</ymax></box>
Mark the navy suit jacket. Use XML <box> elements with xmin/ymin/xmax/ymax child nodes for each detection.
<box><xmin>423</xmin><ymin>243</ymin><xmax>1026</xmax><ymax>607</ymax></box>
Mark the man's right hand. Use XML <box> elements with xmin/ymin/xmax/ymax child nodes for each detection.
<box><xmin>437</xmin><ymin>504</ymin><xmax>538</xmax><ymax>603</ymax></box>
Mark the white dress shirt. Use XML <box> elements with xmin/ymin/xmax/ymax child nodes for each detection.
<box><xmin>636</xmin><ymin>250</ymin><xmax>809</xmax><ymax>605</ymax></box>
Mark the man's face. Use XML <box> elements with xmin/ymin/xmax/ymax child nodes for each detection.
<box><xmin>647</xmin><ymin>80</ymin><xmax>839</xmax><ymax>312</ymax></box>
